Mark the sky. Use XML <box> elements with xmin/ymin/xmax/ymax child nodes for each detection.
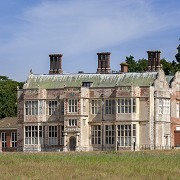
<box><xmin>0</xmin><ymin>0</ymin><xmax>180</xmax><ymax>82</ymax></box>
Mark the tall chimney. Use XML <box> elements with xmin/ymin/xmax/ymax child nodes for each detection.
<box><xmin>147</xmin><ymin>51</ymin><xmax>161</xmax><ymax>71</ymax></box>
<box><xmin>96</xmin><ymin>52</ymin><xmax>111</xmax><ymax>74</ymax></box>
<box><xmin>49</xmin><ymin>54</ymin><xmax>63</xmax><ymax>74</ymax></box>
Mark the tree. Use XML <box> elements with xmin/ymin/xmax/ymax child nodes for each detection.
<box><xmin>125</xmin><ymin>56</ymin><xmax>137</xmax><ymax>72</ymax></box>
<box><xmin>0</xmin><ymin>76</ymin><xmax>24</xmax><ymax>119</ymax></box>
<box><xmin>160</xmin><ymin>59</ymin><xmax>172</xmax><ymax>75</ymax></box>
<box><xmin>126</xmin><ymin>55</ymin><xmax>180</xmax><ymax>75</ymax></box>
<box><xmin>136</xmin><ymin>58</ymin><xmax>148</xmax><ymax>72</ymax></box>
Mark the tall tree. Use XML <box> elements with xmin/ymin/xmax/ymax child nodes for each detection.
<box><xmin>0</xmin><ymin>76</ymin><xmax>24</xmax><ymax>119</ymax></box>
<box><xmin>125</xmin><ymin>56</ymin><xmax>137</xmax><ymax>72</ymax></box>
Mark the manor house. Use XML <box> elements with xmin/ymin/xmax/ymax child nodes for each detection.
<box><xmin>15</xmin><ymin>48</ymin><xmax>180</xmax><ymax>152</ymax></box>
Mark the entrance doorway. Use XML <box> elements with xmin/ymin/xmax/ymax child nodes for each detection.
<box><xmin>69</xmin><ymin>136</ymin><xmax>76</xmax><ymax>151</ymax></box>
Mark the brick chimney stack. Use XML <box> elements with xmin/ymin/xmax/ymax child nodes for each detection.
<box><xmin>96</xmin><ymin>52</ymin><xmax>111</xmax><ymax>74</ymax></box>
<box><xmin>120</xmin><ymin>62</ymin><xmax>129</xmax><ymax>73</ymax></box>
<box><xmin>49</xmin><ymin>54</ymin><xmax>63</xmax><ymax>74</ymax></box>
<box><xmin>147</xmin><ymin>51</ymin><xmax>161</xmax><ymax>71</ymax></box>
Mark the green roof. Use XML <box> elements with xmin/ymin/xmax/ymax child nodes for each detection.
<box><xmin>24</xmin><ymin>72</ymin><xmax>158</xmax><ymax>89</ymax></box>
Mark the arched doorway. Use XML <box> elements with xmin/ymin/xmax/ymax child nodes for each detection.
<box><xmin>69</xmin><ymin>136</ymin><xmax>76</xmax><ymax>151</ymax></box>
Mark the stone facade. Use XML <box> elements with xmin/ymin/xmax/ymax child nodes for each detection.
<box><xmin>170</xmin><ymin>72</ymin><xmax>180</xmax><ymax>147</ymax></box>
<box><xmin>15</xmin><ymin>50</ymin><xmax>180</xmax><ymax>152</ymax></box>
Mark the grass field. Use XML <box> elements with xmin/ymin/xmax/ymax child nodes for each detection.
<box><xmin>0</xmin><ymin>150</ymin><xmax>180</xmax><ymax>180</ymax></box>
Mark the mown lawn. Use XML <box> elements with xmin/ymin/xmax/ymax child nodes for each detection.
<box><xmin>0</xmin><ymin>150</ymin><xmax>180</xmax><ymax>180</ymax></box>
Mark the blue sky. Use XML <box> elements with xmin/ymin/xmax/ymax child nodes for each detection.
<box><xmin>0</xmin><ymin>0</ymin><xmax>180</xmax><ymax>81</ymax></box>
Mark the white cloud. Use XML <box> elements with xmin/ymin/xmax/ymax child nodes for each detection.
<box><xmin>0</xmin><ymin>0</ymin><xmax>180</xmax><ymax>81</ymax></box>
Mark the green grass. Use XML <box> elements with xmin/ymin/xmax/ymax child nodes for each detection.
<box><xmin>0</xmin><ymin>150</ymin><xmax>180</xmax><ymax>180</ymax></box>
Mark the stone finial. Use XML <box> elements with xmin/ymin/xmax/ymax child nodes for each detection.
<box><xmin>30</xmin><ymin>69</ymin><xmax>33</xmax><ymax>75</ymax></box>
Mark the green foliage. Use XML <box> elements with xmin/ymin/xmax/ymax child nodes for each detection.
<box><xmin>126</xmin><ymin>55</ymin><xmax>180</xmax><ymax>75</ymax></box>
<box><xmin>136</xmin><ymin>58</ymin><xmax>148</xmax><ymax>72</ymax></box>
<box><xmin>125</xmin><ymin>56</ymin><xmax>148</xmax><ymax>72</ymax></box>
<box><xmin>160</xmin><ymin>59</ymin><xmax>173</xmax><ymax>75</ymax></box>
<box><xmin>0</xmin><ymin>76</ymin><xmax>24</xmax><ymax>119</ymax></box>
<box><xmin>125</xmin><ymin>55</ymin><xmax>137</xmax><ymax>72</ymax></box>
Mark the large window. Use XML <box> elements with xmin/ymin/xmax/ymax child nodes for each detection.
<box><xmin>159</xmin><ymin>99</ymin><xmax>170</xmax><ymax>114</ymax></box>
<box><xmin>1</xmin><ymin>132</ymin><xmax>6</xmax><ymax>147</ymax></box>
<box><xmin>25</xmin><ymin>101</ymin><xmax>38</xmax><ymax>115</ymax></box>
<box><xmin>105</xmin><ymin>99</ymin><xmax>115</xmax><ymax>114</ymax></box>
<box><xmin>117</xmin><ymin>98</ymin><xmax>136</xmax><ymax>113</ymax></box>
<box><xmin>68</xmin><ymin>99</ymin><xmax>77</xmax><ymax>113</ymax></box>
<box><xmin>68</xmin><ymin>119</ymin><xmax>77</xmax><ymax>126</ymax></box>
<box><xmin>117</xmin><ymin>124</ymin><xmax>136</xmax><ymax>147</ymax></box>
<box><xmin>105</xmin><ymin>125</ymin><xmax>115</xmax><ymax>144</ymax></box>
<box><xmin>11</xmin><ymin>132</ymin><xmax>17</xmax><ymax>147</ymax></box>
<box><xmin>25</xmin><ymin>126</ymin><xmax>42</xmax><ymax>144</ymax></box>
<box><xmin>91</xmin><ymin>125</ymin><xmax>101</xmax><ymax>144</ymax></box>
<box><xmin>49</xmin><ymin>101</ymin><xmax>57</xmax><ymax>115</ymax></box>
<box><xmin>48</xmin><ymin>126</ymin><xmax>58</xmax><ymax>145</ymax></box>
<box><xmin>91</xmin><ymin>100</ymin><xmax>101</xmax><ymax>114</ymax></box>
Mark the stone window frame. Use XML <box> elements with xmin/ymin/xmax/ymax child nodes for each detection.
<box><xmin>48</xmin><ymin>126</ymin><xmax>58</xmax><ymax>145</ymax></box>
<box><xmin>105</xmin><ymin>99</ymin><xmax>115</xmax><ymax>114</ymax></box>
<box><xmin>68</xmin><ymin>99</ymin><xmax>78</xmax><ymax>113</ymax></box>
<box><xmin>48</xmin><ymin>100</ymin><xmax>58</xmax><ymax>115</ymax></box>
<box><xmin>68</xmin><ymin>119</ymin><xmax>77</xmax><ymax>126</ymax></box>
<box><xmin>25</xmin><ymin>100</ymin><xmax>38</xmax><ymax>115</ymax></box>
<box><xmin>1</xmin><ymin>132</ymin><xmax>7</xmax><ymax>147</ymax></box>
<box><xmin>25</xmin><ymin>125</ymin><xmax>42</xmax><ymax>145</ymax></box>
<box><xmin>11</xmin><ymin>132</ymin><xmax>17</xmax><ymax>147</ymax></box>
<box><xmin>158</xmin><ymin>99</ymin><xmax>170</xmax><ymax>115</ymax></box>
<box><xmin>105</xmin><ymin>125</ymin><xmax>115</xmax><ymax>145</ymax></box>
<box><xmin>117</xmin><ymin>98</ymin><xmax>136</xmax><ymax>114</ymax></box>
<box><xmin>117</xmin><ymin>124</ymin><xmax>136</xmax><ymax>147</ymax></box>
<box><xmin>91</xmin><ymin>125</ymin><xmax>101</xmax><ymax>145</ymax></box>
<box><xmin>83</xmin><ymin>119</ymin><xmax>86</xmax><ymax>126</ymax></box>
<box><xmin>91</xmin><ymin>99</ymin><xmax>101</xmax><ymax>114</ymax></box>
